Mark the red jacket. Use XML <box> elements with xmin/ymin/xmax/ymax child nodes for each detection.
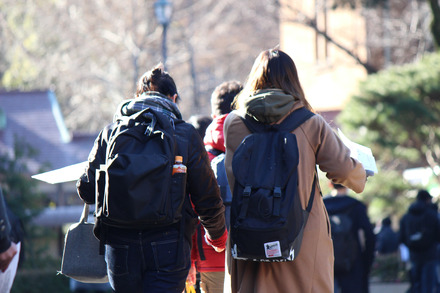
<box><xmin>204</xmin><ymin>115</ymin><xmax>227</xmax><ymax>161</ymax></box>
<box><xmin>191</xmin><ymin>114</ymin><xmax>229</xmax><ymax>272</ymax></box>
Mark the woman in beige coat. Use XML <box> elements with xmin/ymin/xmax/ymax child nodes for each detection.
<box><xmin>223</xmin><ymin>48</ymin><xmax>367</xmax><ymax>293</ymax></box>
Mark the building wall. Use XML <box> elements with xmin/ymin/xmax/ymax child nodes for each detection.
<box><xmin>280</xmin><ymin>1</ymin><xmax>368</xmax><ymax>112</ymax></box>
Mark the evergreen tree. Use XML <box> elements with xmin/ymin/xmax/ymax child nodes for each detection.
<box><xmin>337</xmin><ymin>52</ymin><xmax>440</xmax><ymax>220</ymax></box>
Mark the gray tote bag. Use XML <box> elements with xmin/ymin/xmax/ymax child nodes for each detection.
<box><xmin>60</xmin><ymin>203</ymin><xmax>108</xmax><ymax>283</ymax></box>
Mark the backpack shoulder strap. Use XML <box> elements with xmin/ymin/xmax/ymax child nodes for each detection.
<box><xmin>241</xmin><ymin>107</ymin><xmax>315</xmax><ymax>133</ymax></box>
<box><xmin>304</xmin><ymin>168</ymin><xmax>319</xmax><ymax>214</ymax></box>
<box><xmin>277</xmin><ymin>108</ymin><xmax>315</xmax><ymax>132</ymax></box>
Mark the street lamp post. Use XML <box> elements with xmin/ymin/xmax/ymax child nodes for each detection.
<box><xmin>154</xmin><ymin>0</ymin><xmax>173</xmax><ymax>70</ymax></box>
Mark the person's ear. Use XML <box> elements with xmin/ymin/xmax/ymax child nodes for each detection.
<box><xmin>170</xmin><ymin>94</ymin><xmax>178</xmax><ymax>103</ymax></box>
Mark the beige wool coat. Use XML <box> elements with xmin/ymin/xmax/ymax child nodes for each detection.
<box><xmin>223</xmin><ymin>100</ymin><xmax>366</xmax><ymax>293</ymax></box>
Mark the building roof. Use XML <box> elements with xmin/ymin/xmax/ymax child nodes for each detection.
<box><xmin>0</xmin><ymin>90</ymin><xmax>96</xmax><ymax>173</ymax></box>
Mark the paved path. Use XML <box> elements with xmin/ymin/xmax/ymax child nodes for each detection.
<box><xmin>370</xmin><ymin>282</ymin><xmax>409</xmax><ymax>293</ymax></box>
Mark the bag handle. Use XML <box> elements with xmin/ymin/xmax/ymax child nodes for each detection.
<box><xmin>80</xmin><ymin>203</ymin><xmax>90</xmax><ymax>224</ymax></box>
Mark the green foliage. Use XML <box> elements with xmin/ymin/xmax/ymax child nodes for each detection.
<box><xmin>0</xmin><ymin>3</ymin><xmax>44</xmax><ymax>90</ymax></box>
<box><xmin>330</xmin><ymin>0</ymin><xmax>386</xmax><ymax>9</ymax></box>
<box><xmin>338</xmin><ymin>52</ymin><xmax>440</xmax><ymax>219</ymax></box>
<box><xmin>429</xmin><ymin>0</ymin><xmax>440</xmax><ymax>49</ymax></box>
<box><xmin>370</xmin><ymin>253</ymin><xmax>409</xmax><ymax>283</ymax></box>
<box><xmin>354</xmin><ymin>169</ymin><xmax>413</xmax><ymax>223</ymax></box>
<box><xmin>338</xmin><ymin>52</ymin><xmax>440</xmax><ymax>172</ymax></box>
<box><xmin>0</xmin><ymin>136</ymin><xmax>47</xmax><ymax>220</ymax></box>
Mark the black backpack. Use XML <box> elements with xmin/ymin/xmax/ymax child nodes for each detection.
<box><xmin>405</xmin><ymin>210</ymin><xmax>436</xmax><ymax>251</ymax></box>
<box><xmin>230</xmin><ymin>108</ymin><xmax>316</xmax><ymax>262</ymax></box>
<box><xmin>95</xmin><ymin>108</ymin><xmax>186</xmax><ymax>229</ymax></box>
<box><xmin>211</xmin><ymin>153</ymin><xmax>232</xmax><ymax>229</ymax></box>
<box><xmin>328</xmin><ymin>206</ymin><xmax>359</xmax><ymax>273</ymax></box>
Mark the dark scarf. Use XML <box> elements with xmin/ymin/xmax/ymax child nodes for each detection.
<box><xmin>118</xmin><ymin>92</ymin><xmax>182</xmax><ymax>120</ymax></box>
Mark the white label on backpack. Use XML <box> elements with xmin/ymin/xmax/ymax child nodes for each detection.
<box><xmin>264</xmin><ymin>241</ymin><xmax>282</xmax><ymax>258</ymax></box>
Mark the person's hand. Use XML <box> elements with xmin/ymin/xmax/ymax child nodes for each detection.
<box><xmin>0</xmin><ymin>242</ymin><xmax>17</xmax><ymax>272</ymax></box>
<box><xmin>186</xmin><ymin>263</ymin><xmax>197</xmax><ymax>287</ymax></box>
<box><xmin>204</xmin><ymin>229</ymin><xmax>227</xmax><ymax>253</ymax></box>
<box><xmin>209</xmin><ymin>240</ymin><xmax>225</xmax><ymax>253</ymax></box>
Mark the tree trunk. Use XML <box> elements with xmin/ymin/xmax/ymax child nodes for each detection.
<box><xmin>429</xmin><ymin>0</ymin><xmax>440</xmax><ymax>49</ymax></box>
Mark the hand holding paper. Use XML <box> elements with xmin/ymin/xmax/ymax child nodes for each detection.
<box><xmin>338</xmin><ymin>129</ymin><xmax>378</xmax><ymax>175</ymax></box>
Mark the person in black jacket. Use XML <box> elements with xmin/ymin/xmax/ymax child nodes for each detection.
<box><xmin>399</xmin><ymin>189</ymin><xmax>440</xmax><ymax>293</ymax></box>
<box><xmin>376</xmin><ymin>217</ymin><xmax>399</xmax><ymax>255</ymax></box>
<box><xmin>324</xmin><ymin>183</ymin><xmax>376</xmax><ymax>293</ymax></box>
<box><xmin>0</xmin><ymin>187</ymin><xmax>18</xmax><ymax>293</ymax></box>
<box><xmin>77</xmin><ymin>64</ymin><xmax>226</xmax><ymax>293</ymax></box>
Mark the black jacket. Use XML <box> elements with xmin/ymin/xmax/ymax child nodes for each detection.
<box><xmin>0</xmin><ymin>188</ymin><xmax>12</xmax><ymax>253</ymax></box>
<box><xmin>376</xmin><ymin>225</ymin><xmax>399</xmax><ymax>254</ymax></box>
<box><xmin>324</xmin><ymin>195</ymin><xmax>376</xmax><ymax>272</ymax></box>
<box><xmin>77</xmin><ymin>112</ymin><xmax>226</xmax><ymax>243</ymax></box>
<box><xmin>399</xmin><ymin>200</ymin><xmax>440</xmax><ymax>260</ymax></box>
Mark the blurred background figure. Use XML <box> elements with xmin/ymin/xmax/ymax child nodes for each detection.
<box><xmin>187</xmin><ymin>114</ymin><xmax>213</xmax><ymax>293</ymax></box>
<box><xmin>191</xmin><ymin>80</ymin><xmax>242</xmax><ymax>293</ymax></box>
<box><xmin>399</xmin><ymin>189</ymin><xmax>440</xmax><ymax>293</ymax></box>
<box><xmin>324</xmin><ymin>183</ymin><xmax>376</xmax><ymax>293</ymax></box>
<box><xmin>204</xmin><ymin>80</ymin><xmax>243</xmax><ymax>160</ymax></box>
<box><xmin>188</xmin><ymin>115</ymin><xmax>213</xmax><ymax>140</ymax></box>
<box><xmin>371</xmin><ymin>216</ymin><xmax>401</xmax><ymax>283</ymax></box>
<box><xmin>0</xmin><ymin>186</ymin><xmax>23</xmax><ymax>293</ymax></box>
<box><xmin>376</xmin><ymin>217</ymin><xmax>399</xmax><ymax>255</ymax></box>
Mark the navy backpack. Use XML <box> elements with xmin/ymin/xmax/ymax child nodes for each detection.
<box><xmin>230</xmin><ymin>108</ymin><xmax>317</xmax><ymax>262</ymax></box>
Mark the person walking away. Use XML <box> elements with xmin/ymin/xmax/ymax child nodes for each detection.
<box><xmin>190</xmin><ymin>81</ymin><xmax>243</xmax><ymax>293</ymax></box>
<box><xmin>324</xmin><ymin>183</ymin><xmax>376</xmax><ymax>293</ymax></box>
<box><xmin>77</xmin><ymin>64</ymin><xmax>227</xmax><ymax>293</ymax></box>
<box><xmin>373</xmin><ymin>216</ymin><xmax>400</xmax><ymax>282</ymax></box>
<box><xmin>376</xmin><ymin>217</ymin><xmax>399</xmax><ymax>255</ymax></box>
<box><xmin>223</xmin><ymin>48</ymin><xmax>368</xmax><ymax>293</ymax></box>
<box><xmin>204</xmin><ymin>81</ymin><xmax>243</xmax><ymax>161</ymax></box>
<box><xmin>399</xmin><ymin>189</ymin><xmax>440</xmax><ymax>293</ymax></box>
<box><xmin>188</xmin><ymin>115</ymin><xmax>212</xmax><ymax>140</ymax></box>
<box><xmin>0</xmin><ymin>187</ymin><xmax>20</xmax><ymax>293</ymax></box>
<box><xmin>187</xmin><ymin>114</ymin><xmax>214</xmax><ymax>293</ymax></box>
<box><xmin>204</xmin><ymin>80</ymin><xmax>242</xmax><ymax>231</ymax></box>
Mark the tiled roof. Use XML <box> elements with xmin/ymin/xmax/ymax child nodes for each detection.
<box><xmin>0</xmin><ymin>90</ymin><xmax>97</xmax><ymax>173</ymax></box>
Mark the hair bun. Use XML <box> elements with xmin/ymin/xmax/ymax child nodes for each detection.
<box><xmin>151</xmin><ymin>63</ymin><xmax>165</xmax><ymax>78</ymax></box>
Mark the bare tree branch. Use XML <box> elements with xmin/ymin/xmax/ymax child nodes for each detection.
<box><xmin>279</xmin><ymin>2</ymin><xmax>378</xmax><ymax>74</ymax></box>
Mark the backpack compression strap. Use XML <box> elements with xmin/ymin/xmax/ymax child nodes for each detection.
<box><xmin>236</xmin><ymin>167</ymin><xmax>318</xmax><ymax>221</ymax></box>
<box><xmin>239</xmin><ymin>108</ymin><xmax>318</xmax><ymax>216</ymax></box>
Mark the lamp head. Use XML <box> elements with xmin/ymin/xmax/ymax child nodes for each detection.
<box><xmin>154</xmin><ymin>0</ymin><xmax>173</xmax><ymax>26</ymax></box>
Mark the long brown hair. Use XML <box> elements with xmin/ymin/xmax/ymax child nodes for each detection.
<box><xmin>233</xmin><ymin>48</ymin><xmax>313</xmax><ymax>112</ymax></box>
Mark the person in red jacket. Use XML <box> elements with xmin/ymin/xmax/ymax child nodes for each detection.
<box><xmin>191</xmin><ymin>80</ymin><xmax>242</xmax><ymax>293</ymax></box>
<box><xmin>204</xmin><ymin>81</ymin><xmax>243</xmax><ymax>162</ymax></box>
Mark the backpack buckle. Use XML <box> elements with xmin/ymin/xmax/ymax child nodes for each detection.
<box><xmin>144</xmin><ymin>115</ymin><xmax>157</xmax><ymax>136</ymax></box>
<box><xmin>243</xmin><ymin>186</ymin><xmax>251</xmax><ymax>197</ymax></box>
<box><xmin>238</xmin><ymin>185</ymin><xmax>252</xmax><ymax>220</ymax></box>
<box><xmin>273</xmin><ymin>187</ymin><xmax>282</xmax><ymax>216</ymax></box>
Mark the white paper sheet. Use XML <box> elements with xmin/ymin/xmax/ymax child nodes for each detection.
<box><xmin>338</xmin><ymin>129</ymin><xmax>378</xmax><ymax>174</ymax></box>
<box><xmin>31</xmin><ymin>161</ymin><xmax>88</xmax><ymax>184</ymax></box>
